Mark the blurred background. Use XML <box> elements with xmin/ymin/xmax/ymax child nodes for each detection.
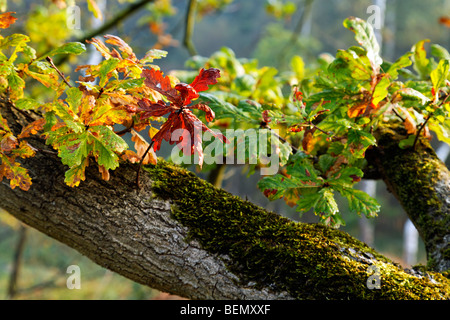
<box><xmin>1</xmin><ymin>0</ymin><xmax>449</xmax><ymax>299</ymax></box>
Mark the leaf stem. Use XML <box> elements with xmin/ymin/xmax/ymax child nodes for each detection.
<box><xmin>136</xmin><ymin>139</ymin><xmax>155</xmax><ymax>189</ymax></box>
<box><xmin>46</xmin><ymin>57</ymin><xmax>72</xmax><ymax>88</ymax></box>
<box><xmin>413</xmin><ymin>91</ymin><xmax>450</xmax><ymax>149</ymax></box>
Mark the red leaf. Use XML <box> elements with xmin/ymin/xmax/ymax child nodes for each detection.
<box><xmin>137</xmin><ymin>97</ymin><xmax>177</xmax><ymax>119</ymax></box>
<box><xmin>175</xmin><ymin>83</ymin><xmax>199</xmax><ymax>106</ymax></box>
<box><xmin>189</xmin><ymin>68</ymin><xmax>220</xmax><ymax>93</ymax></box>
<box><xmin>140</xmin><ymin>67</ymin><xmax>225</xmax><ymax>167</ymax></box>
<box><xmin>188</xmin><ymin>103</ymin><xmax>215</xmax><ymax>122</ymax></box>
<box><xmin>142</xmin><ymin>68</ymin><xmax>181</xmax><ymax>105</ymax></box>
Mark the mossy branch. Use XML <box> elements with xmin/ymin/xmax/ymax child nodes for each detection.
<box><xmin>0</xmin><ymin>101</ymin><xmax>449</xmax><ymax>299</ymax></box>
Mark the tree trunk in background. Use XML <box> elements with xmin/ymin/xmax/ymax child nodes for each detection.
<box><xmin>0</xmin><ymin>101</ymin><xmax>449</xmax><ymax>299</ymax></box>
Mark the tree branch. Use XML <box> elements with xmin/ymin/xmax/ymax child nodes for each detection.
<box><xmin>0</xmin><ymin>101</ymin><xmax>449</xmax><ymax>299</ymax></box>
<box><xmin>184</xmin><ymin>0</ymin><xmax>198</xmax><ymax>56</ymax></box>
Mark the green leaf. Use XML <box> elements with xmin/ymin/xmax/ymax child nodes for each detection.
<box><xmin>257</xmin><ymin>174</ymin><xmax>297</xmax><ymax>200</ymax></box>
<box><xmin>296</xmin><ymin>191</ymin><xmax>322</xmax><ymax>213</ymax></box>
<box><xmin>347</xmin><ymin>129</ymin><xmax>376</xmax><ymax>148</ymax></box>
<box><xmin>65</xmin><ymin>87</ymin><xmax>83</xmax><ymax>113</ymax></box>
<box><xmin>45</xmin><ymin>42</ymin><xmax>86</xmax><ymax>58</ymax></box>
<box><xmin>89</xmin><ymin>126</ymin><xmax>128</xmax><ymax>170</ymax></box>
<box><xmin>318</xmin><ymin>154</ymin><xmax>336</xmax><ymax>173</ymax></box>
<box><xmin>399</xmin><ymin>134</ymin><xmax>416</xmax><ymax>149</ymax></box>
<box><xmin>317</xmin><ymin>188</ymin><xmax>339</xmax><ymax>214</ymax></box>
<box><xmin>339</xmin><ymin>187</ymin><xmax>380</xmax><ymax>218</ymax></box>
<box><xmin>431</xmin><ymin>44</ymin><xmax>450</xmax><ymax>61</ymax></box>
<box><xmin>385</xmin><ymin>52</ymin><xmax>413</xmax><ymax>79</ymax></box>
<box><xmin>6</xmin><ymin>71</ymin><xmax>25</xmax><ymax>99</ymax></box>
<box><xmin>64</xmin><ymin>159</ymin><xmax>88</xmax><ymax>187</ymax></box>
<box><xmin>99</xmin><ymin>58</ymin><xmax>120</xmax><ymax>87</ymax></box>
<box><xmin>15</xmin><ymin>97</ymin><xmax>38</xmax><ymax>110</ymax></box>
<box><xmin>291</xmin><ymin>55</ymin><xmax>305</xmax><ymax>80</ymax></box>
<box><xmin>372</xmin><ymin>76</ymin><xmax>390</xmax><ymax>106</ymax></box>
<box><xmin>328</xmin><ymin>166</ymin><xmax>363</xmax><ymax>186</ymax></box>
<box><xmin>430</xmin><ymin>59</ymin><xmax>449</xmax><ymax>93</ymax></box>
<box><xmin>395</xmin><ymin>87</ymin><xmax>430</xmax><ymax>105</ymax></box>
<box><xmin>141</xmin><ymin>49</ymin><xmax>168</xmax><ymax>64</ymax></box>
<box><xmin>0</xmin><ymin>34</ymin><xmax>30</xmax><ymax>62</ymax></box>
<box><xmin>328</xmin><ymin>50</ymin><xmax>371</xmax><ymax>82</ymax></box>
<box><xmin>198</xmin><ymin>93</ymin><xmax>251</xmax><ymax>121</ymax></box>
<box><xmin>58</xmin><ymin>131</ymin><xmax>90</xmax><ymax>167</ymax></box>
<box><xmin>343</xmin><ymin>17</ymin><xmax>382</xmax><ymax>68</ymax></box>
<box><xmin>115</xmin><ymin>77</ymin><xmax>144</xmax><ymax>90</ymax></box>
<box><xmin>411</xmin><ymin>39</ymin><xmax>432</xmax><ymax>79</ymax></box>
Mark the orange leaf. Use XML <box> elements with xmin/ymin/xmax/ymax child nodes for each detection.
<box><xmin>347</xmin><ymin>103</ymin><xmax>367</xmax><ymax>118</ymax></box>
<box><xmin>302</xmin><ymin>128</ymin><xmax>316</xmax><ymax>153</ymax></box>
<box><xmin>18</xmin><ymin>118</ymin><xmax>45</xmax><ymax>139</ymax></box>
<box><xmin>399</xmin><ymin>107</ymin><xmax>417</xmax><ymax>134</ymax></box>
<box><xmin>439</xmin><ymin>16</ymin><xmax>450</xmax><ymax>28</ymax></box>
<box><xmin>131</xmin><ymin>129</ymin><xmax>157</xmax><ymax>165</ymax></box>
<box><xmin>120</xmin><ymin>150</ymin><xmax>141</xmax><ymax>163</ymax></box>
<box><xmin>104</xmin><ymin>34</ymin><xmax>136</xmax><ymax>60</ymax></box>
<box><xmin>86</xmin><ymin>38</ymin><xmax>111</xmax><ymax>59</ymax></box>
<box><xmin>98</xmin><ymin>165</ymin><xmax>110</xmax><ymax>181</ymax></box>
<box><xmin>0</xmin><ymin>12</ymin><xmax>17</xmax><ymax>29</ymax></box>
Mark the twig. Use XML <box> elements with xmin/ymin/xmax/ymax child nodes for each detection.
<box><xmin>114</xmin><ymin>120</ymin><xmax>134</xmax><ymax>136</ymax></box>
<box><xmin>10</xmin><ymin>103</ymin><xmax>35</xmax><ymax>123</ymax></box>
<box><xmin>54</xmin><ymin>0</ymin><xmax>156</xmax><ymax>66</ymax></box>
<box><xmin>46</xmin><ymin>57</ymin><xmax>72</xmax><ymax>87</ymax></box>
<box><xmin>261</xmin><ymin>123</ymin><xmax>298</xmax><ymax>154</ymax></box>
<box><xmin>392</xmin><ymin>108</ymin><xmax>405</xmax><ymax>121</ymax></box>
<box><xmin>136</xmin><ymin>139</ymin><xmax>155</xmax><ymax>189</ymax></box>
<box><xmin>184</xmin><ymin>0</ymin><xmax>198</xmax><ymax>56</ymax></box>
<box><xmin>413</xmin><ymin>91</ymin><xmax>450</xmax><ymax>149</ymax></box>
<box><xmin>412</xmin><ymin>114</ymin><xmax>431</xmax><ymax>150</ymax></box>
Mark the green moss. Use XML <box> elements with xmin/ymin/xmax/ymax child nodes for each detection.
<box><xmin>145</xmin><ymin>159</ymin><xmax>450</xmax><ymax>299</ymax></box>
<box><xmin>375</xmin><ymin>124</ymin><xmax>450</xmax><ymax>272</ymax></box>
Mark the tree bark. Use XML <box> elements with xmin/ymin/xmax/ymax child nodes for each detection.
<box><xmin>368</xmin><ymin>124</ymin><xmax>450</xmax><ymax>272</ymax></box>
<box><xmin>0</xmin><ymin>101</ymin><xmax>449</xmax><ymax>299</ymax></box>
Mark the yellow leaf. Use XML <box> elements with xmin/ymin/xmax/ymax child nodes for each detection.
<box><xmin>87</xmin><ymin>0</ymin><xmax>103</xmax><ymax>21</ymax></box>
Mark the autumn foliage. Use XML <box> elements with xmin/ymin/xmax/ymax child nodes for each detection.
<box><xmin>2</xmin><ymin>12</ymin><xmax>450</xmax><ymax>228</ymax></box>
<box><xmin>0</xmin><ymin>12</ymin><xmax>224</xmax><ymax>189</ymax></box>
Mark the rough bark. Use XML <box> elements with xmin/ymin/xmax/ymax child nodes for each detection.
<box><xmin>368</xmin><ymin>124</ymin><xmax>450</xmax><ymax>272</ymax></box>
<box><xmin>0</xmin><ymin>101</ymin><xmax>449</xmax><ymax>299</ymax></box>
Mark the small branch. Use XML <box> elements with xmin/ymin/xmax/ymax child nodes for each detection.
<box><xmin>114</xmin><ymin>120</ymin><xmax>134</xmax><ymax>136</ymax></box>
<box><xmin>136</xmin><ymin>139</ymin><xmax>155</xmax><ymax>189</ymax></box>
<box><xmin>260</xmin><ymin>123</ymin><xmax>298</xmax><ymax>154</ymax></box>
<box><xmin>392</xmin><ymin>108</ymin><xmax>405</xmax><ymax>122</ymax></box>
<box><xmin>10</xmin><ymin>104</ymin><xmax>36</xmax><ymax>123</ymax></box>
<box><xmin>413</xmin><ymin>91</ymin><xmax>450</xmax><ymax>149</ymax></box>
<box><xmin>54</xmin><ymin>0</ymin><xmax>155</xmax><ymax>66</ymax></box>
<box><xmin>184</xmin><ymin>0</ymin><xmax>198</xmax><ymax>56</ymax></box>
<box><xmin>46</xmin><ymin>57</ymin><xmax>72</xmax><ymax>87</ymax></box>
